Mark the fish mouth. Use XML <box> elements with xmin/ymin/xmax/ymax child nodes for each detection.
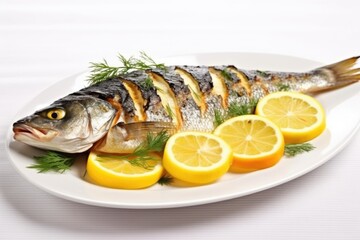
<box><xmin>13</xmin><ymin>124</ymin><xmax>57</xmax><ymax>142</ymax></box>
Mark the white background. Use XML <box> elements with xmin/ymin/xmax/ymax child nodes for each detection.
<box><xmin>1</xmin><ymin>0</ymin><xmax>359</xmax><ymax>239</ymax></box>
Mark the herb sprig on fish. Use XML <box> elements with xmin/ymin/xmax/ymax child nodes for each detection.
<box><xmin>88</xmin><ymin>51</ymin><xmax>166</xmax><ymax>85</ymax></box>
<box><xmin>214</xmin><ymin>99</ymin><xmax>258</xmax><ymax>127</ymax></box>
<box><xmin>97</xmin><ymin>131</ymin><xmax>170</xmax><ymax>169</ymax></box>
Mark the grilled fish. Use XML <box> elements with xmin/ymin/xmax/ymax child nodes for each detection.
<box><xmin>13</xmin><ymin>57</ymin><xmax>360</xmax><ymax>153</ymax></box>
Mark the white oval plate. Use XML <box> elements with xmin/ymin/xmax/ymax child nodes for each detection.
<box><xmin>6</xmin><ymin>52</ymin><xmax>360</xmax><ymax>209</ymax></box>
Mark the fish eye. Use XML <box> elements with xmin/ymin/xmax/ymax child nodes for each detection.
<box><xmin>46</xmin><ymin>109</ymin><xmax>66</xmax><ymax>120</ymax></box>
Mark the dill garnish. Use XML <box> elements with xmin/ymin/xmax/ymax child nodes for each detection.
<box><xmin>97</xmin><ymin>131</ymin><xmax>170</xmax><ymax>169</ymax></box>
<box><xmin>188</xmin><ymin>85</ymin><xmax>201</xmax><ymax>101</ymax></box>
<box><xmin>158</xmin><ymin>174</ymin><xmax>173</xmax><ymax>186</ymax></box>
<box><xmin>165</xmin><ymin>104</ymin><xmax>175</xmax><ymax>120</ymax></box>
<box><xmin>28</xmin><ymin>151</ymin><xmax>75</xmax><ymax>173</ymax></box>
<box><xmin>284</xmin><ymin>143</ymin><xmax>315</xmax><ymax>157</ymax></box>
<box><xmin>214</xmin><ymin>99</ymin><xmax>258</xmax><ymax>127</ymax></box>
<box><xmin>221</xmin><ymin>69</ymin><xmax>232</xmax><ymax>82</ymax></box>
<box><xmin>138</xmin><ymin>76</ymin><xmax>155</xmax><ymax>90</ymax></box>
<box><xmin>88</xmin><ymin>51</ymin><xmax>166</xmax><ymax>85</ymax></box>
<box><xmin>256</xmin><ymin>70</ymin><xmax>270</xmax><ymax>78</ymax></box>
<box><xmin>154</xmin><ymin>86</ymin><xmax>165</xmax><ymax>94</ymax></box>
<box><xmin>228</xmin><ymin>99</ymin><xmax>258</xmax><ymax>118</ymax></box>
<box><xmin>214</xmin><ymin>109</ymin><xmax>226</xmax><ymax>127</ymax></box>
<box><xmin>277</xmin><ymin>83</ymin><xmax>291</xmax><ymax>91</ymax></box>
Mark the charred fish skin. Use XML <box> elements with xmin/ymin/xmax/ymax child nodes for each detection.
<box><xmin>176</xmin><ymin>65</ymin><xmax>214</xmax><ymax>93</ymax></box>
<box><xmin>152</xmin><ymin>66</ymin><xmax>214</xmax><ymax>131</ymax></box>
<box><xmin>72</xmin><ymin>76</ymin><xmax>137</xmax><ymax>122</ymax></box>
<box><xmin>119</xmin><ymin>70</ymin><xmax>171</xmax><ymax>123</ymax></box>
<box><xmin>105</xmin><ymin>58</ymin><xmax>360</xmax><ymax>134</ymax></box>
<box><xmin>12</xmin><ymin>56</ymin><xmax>360</xmax><ymax>153</ymax></box>
<box><xmin>119</xmin><ymin>70</ymin><xmax>160</xmax><ymax>110</ymax></box>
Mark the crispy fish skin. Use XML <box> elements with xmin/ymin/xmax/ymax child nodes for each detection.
<box><xmin>13</xmin><ymin>57</ymin><xmax>360</xmax><ymax>153</ymax></box>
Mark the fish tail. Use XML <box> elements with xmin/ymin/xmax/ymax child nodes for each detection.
<box><xmin>320</xmin><ymin>56</ymin><xmax>360</xmax><ymax>88</ymax></box>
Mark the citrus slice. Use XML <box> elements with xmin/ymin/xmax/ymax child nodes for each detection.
<box><xmin>255</xmin><ymin>92</ymin><xmax>326</xmax><ymax>143</ymax></box>
<box><xmin>86</xmin><ymin>152</ymin><xmax>163</xmax><ymax>189</ymax></box>
<box><xmin>214</xmin><ymin>115</ymin><xmax>284</xmax><ymax>173</ymax></box>
<box><xmin>162</xmin><ymin>132</ymin><xmax>233</xmax><ymax>184</ymax></box>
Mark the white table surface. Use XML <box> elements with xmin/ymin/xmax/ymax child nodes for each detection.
<box><xmin>1</xmin><ymin>0</ymin><xmax>359</xmax><ymax>239</ymax></box>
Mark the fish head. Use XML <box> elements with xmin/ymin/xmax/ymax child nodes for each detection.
<box><xmin>13</xmin><ymin>95</ymin><xmax>116</xmax><ymax>153</ymax></box>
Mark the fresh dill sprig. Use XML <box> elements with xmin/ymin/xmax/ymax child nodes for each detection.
<box><xmin>188</xmin><ymin>85</ymin><xmax>201</xmax><ymax>101</ymax></box>
<box><xmin>228</xmin><ymin>99</ymin><xmax>258</xmax><ymax>118</ymax></box>
<box><xmin>221</xmin><ymin>69</ymin><xmax>232</xmax><ymax>82</ymax></box>
<box><xmin>214</xmin><ymin>109</ymin><xmax>226</xmax><ymax>127</ymax></box>
<box><xmin>214</xmin><ymin>99</ymin><xmax>258</xmax><ymax>127</ymax></box>
<box><xmin>277</xmin><ymin>83</ymin><xmax>291</xmax><ymax>91</ymax></box>
<box><xmin>28</xmin><ymin>151</ymin><xmax>75</xmax><ymax>173</ymax></box>
<box><xmin>87</xmin><ymin>60</ymin><xmax>119</xmax><ymax>85</ymax></box>
<box><xmin>138</xmin><ymin>77</ymin><xmax>155</xmax><ymax>90</ymax></box>
<box><xmin>165</xmin><ymin>104</ymin><xmax>175</xmax><ymax>120</ymax></box>
<box><xmin>97</xmin><ymin>131</ymin><xmax>170</xmax><ymax>169</ymax></box>
<box><xmin>227</xmin><ymin>103</ymin><xmax>249</xmax><ymax>118</ymax></box>
<box><xmin>157</xmin><ymin>174</ymin><xmax>173</xmax><ymax>186</ymax></box>
<box><xmin>284</xmin><ymin>143</ymin><xmax>315</xmax><ymax>157</ymax></box>
<box><xmin>256</xmin><ymin>70</ymin><xmax>270</xmax><ymax>78</ymax></box>
<box><xmin>88</xmin><ymin>51</ymin><xmax>166</xmax><ymax>85</ymax></box>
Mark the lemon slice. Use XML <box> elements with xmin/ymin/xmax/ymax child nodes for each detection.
<box><xmin>214</xmin><ymin>115</ymin><xmax>284</xmax><ymax>173</ymax></box>
<box><xmin>86</xmin><ymin>152</ymin><xmax>163</xmax><ymax>189</ymax></box>
<box><xmin>162</xmin><ymin>132</ymin><xmax>233</xmax><ymax>184</ymax></box>
<box><xmin>255</xmin><ymin>92</ymin><xmax>326</xmax><ymax>143</ymax></box>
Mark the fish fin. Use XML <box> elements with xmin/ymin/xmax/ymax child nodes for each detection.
<box><xmin>93</xmin><ymin>121</ymin><xmax>176</xmax><ymax>154</ymax></box>
<box><xmin>320</xmin><ymin>56</ymin><xmax>360</xmax><ymax>88</ymax></box>
<box><xmin>116</xmin><ymin>121</ymin><xmax>176</xmax><ymax>140</ymax></box>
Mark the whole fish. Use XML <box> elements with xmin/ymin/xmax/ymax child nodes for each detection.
<box><xmin>13</xmin><ymin>57</ymin><xmax>360</xmax><ymax>153</ymax></box>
